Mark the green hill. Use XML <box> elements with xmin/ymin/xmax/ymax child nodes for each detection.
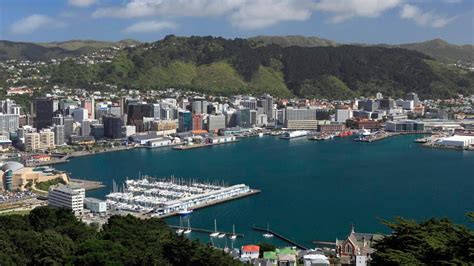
<box><xmin>0</xmin><ymin>40</ymin><xmax>81</xmax><ymax>61</ymax></box>
<box><xmin>249</xmin><ymin>36</ymin><xmax>473</xmax><ymax>64</ymax></box>
<box><xmin>47</xmin><ymin>35</ymin><xmax>473</xmax><ymax>99</ymax></box>
<box><xmin>37</xmin><ymin>39</ymin><xmax>141</xmax><ymax>51</ymax></box>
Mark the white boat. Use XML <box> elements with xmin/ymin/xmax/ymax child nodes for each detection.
<box><xmin>263</xmin><ymin>223</ymin><xmax>274</xmax><ymax>238</ymax></box>
<box><xmin>258</xmin><ymin>132</ymin><xmax>264</xmax><ymax>137</ymax></box>
<box><xmin>209</xmin><ymin>219</ymin><xmax>219</xmax><ymax>237</ymax></box>
<box><xmin>218</xmin><ymin>233</ymin><xmax>226</xmax><ymax>238</ymax></box>
<box><xmin>177</xmin><ymin>208</ymin><xmax>193</xmax><ymax>216</ymax></box>
<box><xmin>176</xmin><ymin>216</ymin><xmax>184</xmax><ymax>234</ymax></box>
<box><xmin>176</xmin><ymin>228</ymin><xmax>184</xmax><ymax>234</ymax></box>
<box><xmin>229</xmin><ymin>225</ymin><xmax>237</xmax><ymax>240</ymax></box>
<box><xmin>183</xmin><ymin>219</ymin><xmax>191</xmax><ymax>234</ymax></box>
<box><xmin>357</xmin><ymin>128</ymin><xmax>372</xmax><ymax>137</ymax></box>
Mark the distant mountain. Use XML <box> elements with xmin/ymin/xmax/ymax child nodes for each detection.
<box><xmin>392</xmin><ymin>39</ymin><xmax>474</xmax><ymax>64</ymax></box>
<box><xmin>250</xmin><ymin>35</ymin><xmax>337</xmax><ymax>47</ymax></box>
<box><xmin>36</xmin><ymin>39</ymin><xmax>141</xmax><ymax>51</ymax></box>
<box><xmin>0</xmin><ymin>40</ymin><xmax>81</xmax><ymax>61</ymax></box>
<box><xmin>249</xmin><ymin>35</ymin><xmax>473</xmax><ymax>63</ymax></box>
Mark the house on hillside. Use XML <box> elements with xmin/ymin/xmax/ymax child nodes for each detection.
<box><xmin>336</xmin><ymin>227</ymin><xmax>383</xmax><ymax>265</ymax></box>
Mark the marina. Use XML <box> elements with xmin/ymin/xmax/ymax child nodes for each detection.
<box><xmin>105</xmin><ymin>176</ymin><xmax>259</xmax><ymax>217</ymax></box>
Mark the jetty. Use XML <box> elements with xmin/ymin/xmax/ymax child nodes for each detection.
<box><xmin>252</xmin><ymin>226</ymin><xmax>309</xmax><ymax>250</ymax></box>
<box><xmin>173</xmin><ymin>140</ymin><xmax>238</xmax><ymax>150</ymax></box>
<box><xmin>69</xmin><ymin>178</ymin><xmax>106</xmax><ymax>190</ymax></box>
<box><xmin>167</xmin><ymin>225</ymin><xmax>244</xmax><ymax>238</ymax></box>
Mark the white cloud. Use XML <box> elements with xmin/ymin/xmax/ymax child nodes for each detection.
<box><xmin>69</xmin><ymin>0</ymin><xmax>97</xmax><ymax>7</ymax></box>
<box><xmin>9</xmin><ymin>14</ymin><xmax>65</xmax><ymax>35</ymax></box>
<box><xmin>122</xmin><ymin>20</ymin><xmax>177</xmax><ymax>33</ymax></box>
<box><xmin>230</xmin><ymin>0</ymin><xmax>313</xmax><ymax>30</ymax></box>
<box><xmin>400</xmin><ymin>4</ymin><xmax>457</xmax><ymax>28</ymax></box>
<box><xmin>93</xmin><ymin>0</ymin><xmax>312</xmax><ymax>30</ymax></box>
<box><xmin>313</xmin><ymin>0</ymin><xmax>403</xmax><ymax>23</ymax></box>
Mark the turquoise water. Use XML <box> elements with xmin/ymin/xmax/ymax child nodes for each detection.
<box><xmin>56</xmin><ymin>135</ymin><xmax>474</xmax><ymax>248</ymax></box>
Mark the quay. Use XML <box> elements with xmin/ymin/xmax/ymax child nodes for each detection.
<box><xmin>173</xmin><ymin>140</ymin><xmax>238</xmax><ymax>150</ymax></box>
<box><xmin>167</xmin><ymin>225</ymin><xmax>244</xmax><ymax>237</ymax></box>
<box><xmin>252</xmin><ymin>226</ymin><xmax>308</xmax><ymax>250</ymax></box>
<box><xmin>354</xmin><ymin>131</ymin><xmax>432</xmax><ymax>143</ymax></box>
<box><xmin>153</xmin><ymin>189</ymin><xmax>260</xmax><ymax>219</ymax></box>
<box><xmin>69</xmin><ymin>178</ymin><xmax>106</xmax><ymax>191</ymax></box>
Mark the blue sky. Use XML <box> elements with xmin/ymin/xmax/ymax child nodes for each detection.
<box><xmin>1</xmin><ymin>0</ymin><xmax>473</xmax><ymax>44</ymax></box>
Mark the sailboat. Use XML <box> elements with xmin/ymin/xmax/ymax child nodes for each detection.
<box><xmin>176</xmin><ymin>216</ymin><xmax>184</xmax><ymax>234</ymax></box>
<box><xmin>183</xmin><ymin>218</ymin><xmax>191</xmax><ymax>234</ymax></box>
<box><xmin>263</xmin><ymin>223</ymin><xmax>273</xmax><ymax>238</ymax></box>
<box><xmin>209</xmin><ymin>219</ymin><xmax>219</xmax><ymax>237</ymax></box>
<box><xmin>218</xmin><ymin>232</ymin><xmax>226</xmax><ymax>238</ymax></box>
<box><xmin>229</xmin><ymin>225</ymin><xmax>237</xmax><ymax>240</ymax></box>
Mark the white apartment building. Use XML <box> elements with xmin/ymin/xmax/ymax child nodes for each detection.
<box><xmin>48</xmin><ymin>185</ymin><xmax>85</xmax><ymax>214</ymax></box>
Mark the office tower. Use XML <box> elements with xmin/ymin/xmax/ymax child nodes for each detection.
<box><xmin>0</xmin><ymin>114</ymin><xmax>19</xmax><ymax>134</ymax></box>
<box><xmin>192</xmin><ymin>114</ymin><xmax>203</xmax><ymax>131</ymax></box>
<box><xmin>237</xmin><ymin>108</ymin><xmax>251</xmax><ymax>128</ymax></box>
<box><xmin>90</xmin><ymin>124</ymin><xmax>104</xmax><ymax>140</ymax></box>
<box><xmin>53</xmin><ymin>125</ymin><xmax>65</xmax><ymax>146</ymax></box>
<box><xmin>207</xmin><ymin>114</ymin><xmax>226</xmax><ymax>131</ymax></box>
<box><xmin>63</xmin><ymin>116</ymin><xmax>74</xmax><ymax>141</ymax></box>
<box><xmin>178</xmin><ymin>111</ymin><xmax>192</xmax><ymax>132</ymax></box>
<box><xmin>73</xmin><ymin>108</ymin><xmax>88</xmax><ymax>123</ymax></box>
<box><xmin>83</xmin><ymin>98</ymin><xmax>95</xmax><ymax>119</ymax></box>
<box><xmin>103</xmin><ymin>115</ymin><xmax>124</xmax><ymax>139</ymax></box>
<box><xmin>35</xmin><ymin>98</ymin><xmax>54</xmax><ymax>130</ymax></box>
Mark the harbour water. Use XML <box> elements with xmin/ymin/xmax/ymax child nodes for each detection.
<box><xmin>56</xmin><ymin>135</ymin><xmax>474</xmax><ymax>248</ymax></box>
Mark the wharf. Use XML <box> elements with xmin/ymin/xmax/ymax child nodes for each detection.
<box><xmin>27</xmin><ymin>159</ymin><xmax>69</xmax><ymax>167</ymax></box>
<box><xmin>69</xmin><ymin>178</ymin><xmax>106</xmax><ymax>191</ymax></box>
<box><xmin>150</xmin><ymin>189</ymin><xmax>260</xmax><ymax>219</ymax></box>
<box><xmin>252</xmin><ymin>226</ymin><xmax>308</xmax><ymax>250</ymax></box>
<box><xmin>167</xmin><ymin>225</ymin><xmax>244</xmax><ymax>237</ymax></box>
<box><xmin>173</xmin><ymin>140</ymin><xmax>238</xmax><ymax>150</ymax></box>
<box><xmin>354</xmin><ymin>131</ymin><xmax>432</xmax><ymax>143</ymax></box>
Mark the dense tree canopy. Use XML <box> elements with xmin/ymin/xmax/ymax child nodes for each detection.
<box><xmin>0</xmin><ymin>207</ymin><xmax>240</xmax><ymax>265</ymax></box>
<box><xmin>372</xmin><ymin>213</ymin><xmax>474</xmax><ymax>265</ymax></box>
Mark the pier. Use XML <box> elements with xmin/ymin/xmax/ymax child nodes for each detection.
<box><xmin>252</xmin><ymin>226</ymin><xmax>309</xmax><ymax>250</ymax></box>
<box><xmin>167</xmin><ymin>225</ymin><xmax>244</xmax><ymax>237</ymax></box>
<box><xmin>312</xmin><ymin>241</ymin><xmax>336</xmax><ymax>246</ymax></box>
<box><xmin>69</xmin><ymin>178</ymin><xmax>106</xmax><ymax>190</ymax></box>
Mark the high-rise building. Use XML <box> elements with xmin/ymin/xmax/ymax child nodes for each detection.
<box><xmin>264</xmin><ymin>94</ymin><xmax>274</xmax><ymax>120</ymax></box>
<box><xmin>73</xmin><ymin>108</ymin><xmax>88</xmax><ymax>124</ymax></box>
<box><xmin>48</xmin><ymin>185</ymin><xmax>85</xmax><ymax>214</ymax></box>
<box><xmin>127</xmin><ymin>103</ymin><xmax>152</xmax><ymax>132</ymax></box>
<box><xmin>207</xmin><ymin>114</ymin><xmax>226</xmax><ymax>131</ymax></box>
<box><xmin>63</xmin><ymin>116</ymin><xmax>74</xmax><ymax>141</ymax></box>
<box><xmin>406</xmin><ymin>92</ymin><xmax>420</xmax><ymax>106</ymax></box>
<box><xmin>192</xmin><ymin>99</ymin><xmax>208</xmax><ymax>114</ymax></box>
<box><xmin>178</xmin><ymin>111</ymin><xmax>192</xmax><ymax>132</ymax></box>
<box><xmin>192</xmin><ymin>114</ymin><xmax>203</xmax><ymax>131</ymax></box>
<box><xmin>152</xmin><ymin>104</ymin><xmax>161</xmax><ymax>119</ymax></box>
<box><xmin>103</xmin><ymin>115</ymin><xmax>124</xmax><ymax>139</ymax></box>
<box><xmin>53</xmin><ymin>125</ymin><xmax>65</xmax><ymax>146</ymax></box>
<box><xmin>241</xmin><ymin>99</ymin><xmax>257</xmax><ymax>110</ymax></box>
<box><xmin>81</xmin><ymin>120</ymin><xmax>93</xmax><ymax>136</ymax></box>
<box><xmin>39</xmin><ymin>129</ymin><xmax>55</xmax><ymax>149</ymax></box>
<box><xmin>52</xmin><ymin>115</ymin><xmax>64</xmax><ymax>126</ymax></box>
<box><xmin>35</xmin><ymin>98</ymin><xmax>54</xmax><ymax>130</ymax></box>
<box><xmin>0</xmin><ymin>114</ymin><xmax>19</xmax><ymax>134</ymax></box>
<box><xmin>90</xmin><ymin>124</ymin><xmax>104</xmax><ymax>140</ymax></box>
<box><xmin>237</xmin><ymin>108</ymin><xmax>251</xmax><ymax>128</ymax></box>
<box><xmin>83</xmin><ymin>98</ymin><xmax>95</xmax><ymax>119</ymax></box>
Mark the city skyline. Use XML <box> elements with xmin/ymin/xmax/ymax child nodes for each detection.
<box><xmin>1</xmin><ymin>0</ymin><xmax>473</xmax><ymax>45</ymax></box>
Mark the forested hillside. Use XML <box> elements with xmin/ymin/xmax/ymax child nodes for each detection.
<box><xmin>0</xmin><ymin>207</ymin><xmax>239</xmax><ymax>265</ymax></box>
<box><xmin>46</xmin><ymin>35</ymin><xmax>473</xmax><ymax>99</ymax></box>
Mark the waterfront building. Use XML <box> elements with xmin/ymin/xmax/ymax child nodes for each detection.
<box><xmin>39</xmin><ymin>128</ymin><xmax>55</xmax><ymax>149</ymax></box>
<box><xmin>122</xmin><ymin>125</ymin><xmax>136</xmax><ymax>137</ymax></box>
<box><xmin>385</xmin><ymin>120</ymin><xmax>425</xmax><ymax>132</ymax></box>
<box><xmin>127</xmin><ymin>103</ymin><xmax>152</xmax><ymax>132</ymax></box>
<box><xmin>318</xmin><ymin>123</ymin><xmax>346</xmax><ymax>133</ymax></box>
<box><xmin>147</xmin><ymin>138</ymin><xmax>172</xmax><ymax>148</ymax></box>
<box><xmin>336</xmin><ymin>108</ymin><xmax>353</xmax><ymax>123</ymax></box>
<box><xmin>303</xmin><ymin>254</ymin><xmax>330</xmax><ymax>266</ymax></box>
<box><xmin>256</xmin><ymin>114</ymin><xmax>268</xmax><ymax>127</ymax></box>
<box><xmin>90</xmin><ymin>124</ymin><xmax>104</xmax><ymax>140</ymax></box>
<box><xmin>63</xmin><ymin>116</ymin><xmax>74</xmax><ymax>141</ymax></box>
<box><xmin>84</xmin><ymin>197</ymin><xmax>106</xmax><ymax>213</ymax></box>
<box><xmin>434</xmin><ymin>135</ymin><xmax>474</xmax><ymax>149</ymax></box>
<box><xmin>0</xmin><ymin>162</ymin><xmax>68</xmax><ymax>191</ymax></box>
<box><xmin>0</xmin><ymin>113</ymin><xmax>19</xmax><ymax>134</ymax></box>
<box><xmin>53</xmin><ymin>125</ymin><xmax>65</xmax><ymax>146</ymax></box>
<box><xmin>336</xmin><ymin>227</ymin><xmax>383</xmax><ymax>265</ymax></box>
<box><xmin>103</xmin><ymin>115</ymin><xmax>124</xmax><ymax>139</ymax></box>
<box><xmin>34</xmin><ymin>98</ymin><xmax>54</xmax><ymax>130</ymax></box>
<box><xmin>178</xmin><ymin>110</ymin><xmax>192</xmax><ymax>132</ymax></box>
<box><xmin>225</xmin><ymin>110</ymin><xmax>238</xmax><ymax>128</ymax></box>
<box><xmin>207</xmin><ymin>114</ymin><xmax>226</xmax><ymax>132</ymax></box>
<box><xmin>346</xmin><ymin>119</ymin><xmax>382</xmax><ymax>130</ymax></box>
<box><xmin>48</xmin><ymin>185</ymin><xmax>85</xmax><ymax>214</ymax></box>
<box><xmin>237</xmin><ymin>108</ymin><xmax>251</xmax><ymax>128</ymax></box>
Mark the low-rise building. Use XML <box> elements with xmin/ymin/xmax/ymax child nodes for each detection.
<box><xmin>84</xmin><ymin>197</ymin><xmax>106</xmax><ymax>213</ymax></box>
<box><xmin>434</xmin><ymin>135</ymin><xmax>474</xmax><ymax>149</ymax></box>
<box><xmin>336</xmin><ymin>227</ymin><xmax>383</xmax><ymax>265</ymax></box>
<box><xmin>385</xmin><ymin>120</ymin><xmax>425</xmax><ymax>132</ymax></box>
<box><xmin>48</xmin><ymin>185</ymin><xmax>85</xmax><ymax>214</ymax></box>
<box><xmin>241</xmin><ymin>245</ymin><xmax>260</xmax><ymax>260</ymax></box>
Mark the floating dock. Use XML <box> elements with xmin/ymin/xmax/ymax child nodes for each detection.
<box><xmin>252</xmin><ymin>226</ymin><xmax>308</xmax><ymax>250</ymax></box>
<box><xmin>167</xmin><ymin>225</ymin><xmax>244</xmax><ymax>238</ymax></box>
